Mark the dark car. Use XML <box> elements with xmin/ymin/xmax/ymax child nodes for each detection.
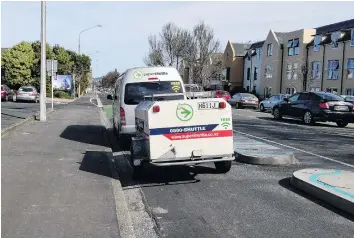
<box><xmin>272</xmin><ymin>91</ymin><xmax>354</xmax><ymax>127</ymax></box>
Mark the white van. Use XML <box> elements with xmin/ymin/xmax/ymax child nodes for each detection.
<box><xmin>111</xmin><ymin>66</ymin><xmax>186</xmax><ymax>144</ymax></box>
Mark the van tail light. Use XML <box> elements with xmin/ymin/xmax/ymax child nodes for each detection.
<box><xmin>120</xmin><ymin>107</ymin><xmax>126</xmax><ymax>125</ymax></box>
<box><xmin>152</xmin><ymin>105</ymin><xmax>160</xmax><ymax>113</ymax></box>
<box><xmin>219</xmin><ymin>101</ymin><xmax>226</xmax><ymax>109</ymax></box>
<box><xmin>319</xmin><ymin>102</ymin><xmax>329</xmax><ymax>109</ymax></box>
<box><xmin>148</xmin><ymin>77</ymin><xmax>158</xmax><ymax>80</ymax></box>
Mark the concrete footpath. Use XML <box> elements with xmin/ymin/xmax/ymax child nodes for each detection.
<box><xmin>291</xmin><ymin>168</ymin><xmax>354</xmax><ymax>216</ymax></box>
<box><xmin>233</xmin><ymin>133</ymin><xmax>297</xmax><ymax>165</ymax></box>
<box><xmin>1</xmin><ymin>96</ymin><xmax>120</xmax><ymax>238</ymax></box>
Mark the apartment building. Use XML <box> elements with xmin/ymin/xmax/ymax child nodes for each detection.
<box><xmin>307</xmin><ymin>19</ymin><xmax>354</xmax><ymax>95</ymax></box>
<box><xmin>243</xmin><ymin>41</ymin><xmax>264</xmax><ymax>94</ymax></box>
<box><xmin>237</xmin><ymin>18</ymin><xmax>354</xmax><ymax>97</ymax></box>
<box><xmin>224</xmin><ymin>41</ymin><xmax>250</xmax><ymax>88</ymax></box>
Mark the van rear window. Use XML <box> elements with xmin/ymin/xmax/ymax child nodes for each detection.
<box><xmin>124</xmin><ymin>81</ymin><xmax>184</xmax><ymax>105</ymax></box>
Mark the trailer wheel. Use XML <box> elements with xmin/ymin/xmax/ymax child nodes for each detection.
<box><xmin>214</xmin><ymin>161</ymin><xmax>232</xmax><ymax>173</ymax></box>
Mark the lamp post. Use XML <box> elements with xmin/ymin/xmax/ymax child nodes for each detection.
<box><xmin>78</xmin><ymin>25</ymin><xmax>102</xmax><ymax>54</ymax></box>
<box><xmin>39</xmin><ymin>1</ymin><xmax>47</xmax><ymax>122</ymax></box>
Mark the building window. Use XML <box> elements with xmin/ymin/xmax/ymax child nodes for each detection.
<box><xmin>326</xmin><ymin>88</ymin><xmax>338</xmax><ymax>94</ymax></box>
<box><xmin>286</xmin><ymin>64</ymin><xmax>292</xmax><ymax>80</ymax></box>
<box><xmin>265</xmin><ymin>65</ymin><xmax>273</xmax><ymax>78</ymax></box>
<box><xmin>287</xmin><ymin>38</ymin><xmax>300</xmax><ymax>56</ymax></box>
<box><xmin>286</xmin><ymin>87</ymin><xmax>296</xmax><ymax>94</ymax></box>
<box><xmin>254</xmin><ymin>67</ymin><xmax>258</xmax><ymax>80</ymax></box>
<box><xmin>347</xmin><ymin>59</ymin><xmax>354</xmax><ymax>79</ymax></box>
<box><xmin>314</xmin><ymin>35</ymin><xmax>321</xmax><ymax>52</ymax></box>
<box><xmin>264</xmin><ymin>87</ymin><xmax>272</xmax><ymax>97</ymax></box>
<box><xmin>246</xmin><ymin>86</ymin><xmax>250</xmax><ymax>92</ymax></box>
<box><xmin>293</xmin><ymin>63</ymin><xmax>299</xmax><ymax>80</ymax></box>
<box><xmin>310</xmin><ymin>87</ymin><xmax>320</xmax><ymax>92</ymax></box>
<box><xmin>226</xmin><ymin>51</ymin><xmax>229</xmax><ymax>60</ymax></box>
<box><xmin>247</xmin><ymin>68</ymin><xmax>251</xmax><ymax>81</ymax></box>
<box><xmin>351</xmin><ymin>29</ymin><xmax>354</xmax><ymax>47</ymax></box>
<box><xmin>253</xmin><ymin>85</ymin><xmax>256</xmax><ymax>92</ymax></box>
<box><xmin>294</xmin><ymin>39</ymin><xmax>300</xmax><ymax>55</ymax></box>
<box><xmin>256</xmin><ymin>48</ymin><xmax>261</xmax><ymax>60</ymax></box>
<box><xmin>226</xmin><ymin>67</ymin><xmax>230</xmax><ymax>81</ymax></box>
<box><xmin>327</xmin><ymin>60</ymin><xmax>340</xmax><ymax>80</ymax></box>
<box><xmin>346</xmin><ymin>88</ymin><xmax>354</xmax><ymax>96</ymax></box>
<box><xmin>331</xmin><ymin>32</ymin><xmax>341</xmax><ymax>48</ymax></box>
<box><xmin>288</xmin><ymin>40</ymin><xmax>293</xmax><ymax>56</ymax></box>
<box><xmin>311</xmin><ymin>61</ymin><xmax>321</xmax><ymax>81</ymax></box>
<box><xmin>267</xmin><ymin>44</ymin><xmax>273</xmax><ymax>56</ymax></box>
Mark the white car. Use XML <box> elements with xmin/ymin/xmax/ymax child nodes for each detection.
<box><xmin>259</xmin><ymin>94</ymin><xmax>290</xmax><ymax>112</ymax></box>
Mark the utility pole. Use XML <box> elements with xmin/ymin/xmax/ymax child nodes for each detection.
<box><xmin>39</xmin><ymin>1</ymin><xmax>47</xmax><ymax>122</ymax></box>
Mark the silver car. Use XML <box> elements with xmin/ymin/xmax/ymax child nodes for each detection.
<box><xmin>259</xmin><ymin>94</ymin><xmax>290</xmax><ymax>112</ymax></box>
<box><xmin>16</xmin><ymin>86</ymin><xmax>40</xmax><ymax>103</ymax></box>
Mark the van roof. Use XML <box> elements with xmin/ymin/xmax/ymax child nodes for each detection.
<box><xmin>123</xmin><ymin>66</ymin><xmax>182</xmax><ymax>82</ymax></box>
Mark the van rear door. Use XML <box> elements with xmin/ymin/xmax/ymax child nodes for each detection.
<box><xmin>122</xmin><ymin>81</ymin><xmax>184</xmax><ymax>130</ymax></box>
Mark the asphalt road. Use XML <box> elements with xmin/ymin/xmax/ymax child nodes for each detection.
<box><xmin>108</xmin><ymin>104</ymin><xmax>354</xmax><ymax>237</ymax></box>
<box><xmin>1</xmin><ymin>101</ymin><xmax>64</xmax><ymax>131</ymax></box>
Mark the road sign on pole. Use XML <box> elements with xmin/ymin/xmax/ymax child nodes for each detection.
<box><xmin>46</xmin><ymin>60</ymin><xmax>58</xmax><ymax>109</ymax></box>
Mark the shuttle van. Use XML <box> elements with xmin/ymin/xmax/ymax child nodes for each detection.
<box><xmin>112</xmin><ymin>66</ymin><xmax>186</xmax><ymax>142</ymax></box>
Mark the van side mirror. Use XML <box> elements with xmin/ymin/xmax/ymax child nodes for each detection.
<box><xmin>107</xmin><ymin>94</ymin><xmax>113</xmax><ymax>100</ymax></box>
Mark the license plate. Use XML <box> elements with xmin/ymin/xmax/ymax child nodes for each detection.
<box><xmin>334</xmin><ymin>106</ymin><xmax>349</xmax><ymax>111</ymax></box>
<box><xmin>198</xmin><ymin>101</ymin><xmax>219</xmax><ymax>110</ymax></box>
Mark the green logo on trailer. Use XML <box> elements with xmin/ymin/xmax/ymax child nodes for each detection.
<box><xmin>220</xmin><ymin>117</ymin><xmax>231</xmax><ymax>129</ymax></box>
<box><xmin>176</xmin><ymin>103</ymin><xmax>193</xmax><ymax>121</ymax></box>
<box><xmin>134</xmin><ymin>71</ymin><xmax>143</xmax><ymax>79</ymax></box>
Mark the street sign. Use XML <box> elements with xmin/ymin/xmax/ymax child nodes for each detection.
<box><xmin>46</xmin><ymin>60</ymin><xmax>58</xmax><ymax>76</ymax></box>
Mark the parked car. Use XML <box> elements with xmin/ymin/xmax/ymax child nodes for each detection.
<box><xmin>340</xmin><ymin>95</ymin><xmax>354</xmax><ymax>104</ymax></box>
<box><xmin>211</xmin><ymin>90</ymin><xmax>231</xmax><ymax>101</ymax></box>
<box><xmin>16</xmin><ymin>86</ymin><xmax>40</xmax><ymax>103</ymax></box>
<box><xmin>1</xmin><ymin>84</ymin><xmax>15</xmax><ymax>102</ymax></box>
<box><xmin>228</xmin><ymin>93</ymin><xmax>259</xmax><ymax>109</ymax></box>
<box><xmin>272</xmin><ymin>91</ymin><xmax>354</xmax><ymax>127</ymax></box>
<box><xmin>259</xmin><ymin>94</ymin><xmax>290</xmax><ymax>112</ymax></box>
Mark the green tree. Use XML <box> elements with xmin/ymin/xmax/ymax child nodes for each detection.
<box><xmin>1</xmin><ymin>41</ymin><xmax>36</xmax><ymax>89</ymax></box>
<box><xmin>101</xmin><ymin>70</ymin><xmax>119</xmax><ymax>88</ymax></box>
<box><xmin>31</xmin><ymin>41</ymin><xmax>55</xmax><ymax>89</ymax></box>
<box><xmin>53</xmin><ymin>44</ymin><xmax>73</xmax><ymax>74</ymax></box>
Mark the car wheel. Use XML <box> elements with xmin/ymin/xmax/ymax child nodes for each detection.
<box><xmin>303</xmin><ymin>111</ymin><xmax>314</xmax><ymax>125</ymax></box>
<box><xmin>336</xmin><ymin>121</ymin><xmax>348</xmax><ymax>128</ymax></box>
<box><xmin>273</xmin><ymin>108</ymin><xmax>282</xmax><ymax>120</ymax></box>
<box><xmin>214</xmin><ymin>160</ymin><xmax>232</xmax><ymax>173</ymax></box>
<box><xmin>260</xmin><ymin>104</ymin><xmax>265</xmax><ymax>112</ymax></box>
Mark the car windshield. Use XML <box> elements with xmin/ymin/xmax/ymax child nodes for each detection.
<box><xmin>316</xmin><ymin>92</ymin><xmax>344</xmax><ymax>101</ymax></box>
<box><xmin>242</xmin><ymin>94</ymin><xmax>257</xmax><ymax>99</ymax></box>
<box><xmin>19</xmin><ymin>87</ymin><xmax>34</xmax><ymax>92</ymax></box>
<box><xmin>217</xmin><ymin>91</ymin><xmax>229</xmax><ymax>95</ymax></box>
<box><xmin>185</xmin><ymin>86</ymin><xmax>201</xmax><ymax>92</ymax></box>
<box><xmin>124</xmin><ymin>81</ymin><xmax>184</xmax><ymax>105</ymax></box>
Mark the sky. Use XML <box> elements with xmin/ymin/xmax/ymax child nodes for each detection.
<box><xmin>1</xmin><ymin>1</ymin><xmax>354</xmax><ymax>78</ymax></box>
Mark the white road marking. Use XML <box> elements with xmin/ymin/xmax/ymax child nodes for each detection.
<box><xmin>233</xmin><ymin>129</ymin><xmax>354</xmax><ymax>169</ymax></box>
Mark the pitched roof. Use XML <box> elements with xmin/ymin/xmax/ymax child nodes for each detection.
<box><xmin>249</xmin><ymin>40</ymin><xmax>265</xmax><ymax>49</ymax></box>
<box><xmin>274</xmin><ymin>32</ymin><xmax>286</xmax><ymax>44</ymax></box>
<box><xmin>315</xmin><ymin>18</ymin><xmax>354</xmax><ymax>35</ymax></box>
<box><xmin>231</xmin><ymin>43</ymin><xmax>251</xmax><ymax>57</ymax></box>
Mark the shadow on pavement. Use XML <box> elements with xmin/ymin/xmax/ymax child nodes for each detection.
<box><xmin>105</xmin><ymin>128</ymin><xmax>220</xmax><ymax>189</ymax></box>
<box><xmin>60</xmin><ymin>125</ymin><xmax>109</xmax><ymax>147</ymax></box>
<box><xmin>258</xmin><ymin>117</ymin><xmax>354</xmax><ymax>129</ymax></box>
<box><xmin>77</xmin><ymin>151</ymin><xmax>112</xmax><ymax>178</ymax></box>
<box><xmin>278</xmin><ymin>178</ymin><xmax>354</xmax><ymax>221</ymax></box>
<box><xmin>1</xmin><ymin>112</ymin><xmax>27</xmax><ymax>119</ymax></box>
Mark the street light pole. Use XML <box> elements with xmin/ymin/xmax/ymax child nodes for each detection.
<box><xmin>39</xmin><ymin>1</ymin><xmax>47</xmax><ymax>122</ymax></box>
<box><xmin>78</xmin><ymin>25</ymin><xmax>102</xmax><ymax>54</ymax></box>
